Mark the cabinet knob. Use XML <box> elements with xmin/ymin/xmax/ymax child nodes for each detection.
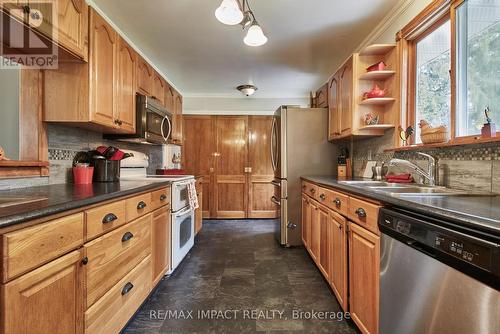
<box><xmin>81</xmin><ymin>257</ymin><xmax>89</xmax><ymax>265</ymax></box>
<box><xmin>121</xmin><ymin>282</ymin><xmax>134</xmax><ymax>295</ymax></box>
<box><xmin>319</xmin><ymin>194</ymin><xmax>326</xmax><ymax>201</ymax></box>
<box><xmin>160</xmin><ymin>194</ymin><xmax>167</xmax><ymax>201</ymax></box>
<box><xmin>121</xmin><ymin>231</ymin><xmax>134</xmax><ymax>242</ymax></box>
<box><xmin>310</xmin><ymin>188</ymin><xmax>316</xmax><ymax>194</ymax></box>
<box><xmin>102</xmin><ymin>213</ymin><xmax>118</xmax><ymax>224</ymax></box>
<box><xmin>334</xmin><ymin>198</ymin><xmax>341</xmax><ymax>207</ymax></box>
<box><xmin>137</xmin><ymin>201</ymin><xmax>147</xmax><ymax>210</ymax></box>
<box><xmin>355</xmin><ymin>208</ymin><xmax>367</xmax><ymax>218</ymax></box>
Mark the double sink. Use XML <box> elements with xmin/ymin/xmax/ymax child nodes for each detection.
<box><xmin>338</xmin><ymin>180</ymin><xmax>485</xmax><ymax>197</ymax></box>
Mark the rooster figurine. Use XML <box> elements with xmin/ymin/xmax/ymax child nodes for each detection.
<box><xmin>398</xmin><ymin>125</ymin><xmax>414</xmax><ymax>146</ymax></box>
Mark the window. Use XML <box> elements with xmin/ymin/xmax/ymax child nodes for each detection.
<box><xmin>415</xmin><ymin>19</ymin><xmax>451</xmax><ymax>143</ymax></box>
<box><xmin>456</xmin><ymin>0</ymin><xmax>500</xmax><ymax>136</ymax></box>
<box><xmin>400</xmin><ymin>0</ymin><xmax>500</xmax><ymax>146</ymax></box>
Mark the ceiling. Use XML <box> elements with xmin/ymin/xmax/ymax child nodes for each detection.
<box><xmin>92</xmin><ymin>0</ymin><xmax>400</xmax><ymax>98</ymax></box>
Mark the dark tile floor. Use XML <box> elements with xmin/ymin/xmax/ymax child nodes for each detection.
<box><xmin>123</xmin><ymin>220</ymin><xmax>358</xmax><ymax>334</ymax></box>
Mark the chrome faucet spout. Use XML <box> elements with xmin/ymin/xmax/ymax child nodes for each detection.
<box><xmin>388</xmin><ymin>153</ymin><xmax>437</xmax><ymax>186</ymax></box>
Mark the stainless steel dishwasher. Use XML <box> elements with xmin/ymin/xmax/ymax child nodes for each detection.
<box><xmin>378</xmin><ymin>208</ymin><xmax>500</xmax><ymax>334</ymax></box>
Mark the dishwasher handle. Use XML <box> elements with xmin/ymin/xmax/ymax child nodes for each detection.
<box><xmin>406</xmin><ymin>239</ymin><xmax>437</xmax><ymax>258</ymax></box>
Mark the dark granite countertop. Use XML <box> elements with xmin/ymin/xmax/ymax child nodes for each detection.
<box><xmin>302</xmin><ymin>175</ymin><xmax>500</xmax><ymax>237</ymax></box>
<box><xmin>0</xmin><ymin>180</ymin><xmax>172</xmax><ymax>229</ymax></box>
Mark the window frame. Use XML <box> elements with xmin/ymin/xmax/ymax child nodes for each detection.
<box><xmin>398</xmin><ymin>0</ymin><xmax>499</xmax><ymax>147</ymax></box>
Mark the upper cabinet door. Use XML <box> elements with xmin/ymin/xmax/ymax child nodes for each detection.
<box><xmin>56</xmin><ymin>0</ymin><xmax>89</xmax><ymax>60</ymax></box>
<box><xmin>152</xmin><ymin>73</ymin><xmax>166</xmax><ymax>106</ymax></box>
<box><xmin>340</xmin><ymin>59</ymin><xmax>353</xmax><ymax>135</ymax></box>
<box><xmin>328</xmin><ymin>74</ymin><xmax>340</xmax><ymax>140</ymax></box>
<box><xmin>165</xmin><ymin>85</ymin><xmax>175</xmax><ymax>113</ymax></box>
<box><xmin>115</xmin><ymin>36</ymin><xmax>137</xmax><ymax>134</ymax></box>
<box><xmin>89</xmin><ymin>9</ymin><xmax>117</xmax><ymax>127</ymax></box>
<box><xmin>316</xmin><ymin>83</ymin><xmax>328</xmax><ymax>108</ymax></box>
<box><xmin>172</xmin><ymin>91</ymin><xmax>183</xmax><ymax>144</ymax></box>
<box><xmin>28</xmin><ymin>0</ymin><xmax>88</xmax><ymax>60</ymax></box>
<box><xmin>136</xmin><ymin>57</ymin><xmax>153</xmax><ymax>96</ymax></box>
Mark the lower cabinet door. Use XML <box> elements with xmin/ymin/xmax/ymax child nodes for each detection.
<box><xmin>310</xmin><ymin>201</ymin><xmax>320</xmax><ymax>262</ymax></box>
<box><xmin>85</xmin><ymin>256</ymin><xmax>152</xmax><ymax>334</ymax></box>
<box><xmin>318</xmin><ymin>205</ymin><xmax>331</xmax><ymax>280</ymax></box>
<box><xmin>348</xmin><ymin>222</ymin><xmax>380</xmax><ymax>334</ymax></box>
<box><xmin>329</xmin><ymin>211</ymin><xmax>348</xmax><ymax>311</ymax></box>
<box><xmin>1</xmin><ymin>250</ymin><xmax>84</xmax><ymax>334</ymax></box>
<box><xmin>152</xmin><ymin>207</ymin><xmax>171</xmax><ymax>286</ymax></box>
<box><xmin>301</xmin><ymin>195</ymin><xmax>311</xmax><ymax>248</ymax></box>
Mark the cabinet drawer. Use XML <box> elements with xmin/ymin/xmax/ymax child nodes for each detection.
<box><xmin>125</xmin><ymin>193</ymin><xmax>152</xmax><ymax>221</ymax></box>
<box><xmin>1</xmin><ymin>213</ymin><xmax>84</xmax><ymax>282</ymax></box>
<box><xmin>302</xmin><ymin>181</ymin><xmax>318</xmax><ymax>200</ymax></box>
<box><xmin>85</xmin><ymin>200</ymin><xmax>126</xmax><ymax>241</ymax></box>
<box><xmin>85</xmin><ymin>214</ymin><xmax>151</xmax><ymax>307</ymax></box>
<box><xmin>324</xmin><ymin>189</ymin><xmax>349</xmax><ymax>216</ymax></box>
<box><xmin>150</xmin><ymin>187</ymin><xmax>171</xmax><ymax>211</ymax></box>
<box><xmin>85</xmin><ymin>255</ymin><xmax>152</xmax><ymax>334</ymax></box>
<box><xmin>348</xmin><ymin>197</ymin><xmax>381</xmax><ymax>235</ymax></box>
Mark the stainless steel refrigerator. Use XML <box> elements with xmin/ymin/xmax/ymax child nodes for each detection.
<box><xmin>270</xmin><ymin>106</ymin><xmax>337</xmax><ymax>246</ymax></box>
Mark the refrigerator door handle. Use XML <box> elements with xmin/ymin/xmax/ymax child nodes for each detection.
<box><xmin>271</xmin><ymin>180</ymin><xmax>281</xmax><ymax>187</ymax></box>
<box><xmin>271</xmin><ymin>196</ymin><xmax>281</xmax><ymax>206</ymax></box>
<box><xmin>270</xmin><ymin>117</ymin><xmax>277</xmax><ymax>172</ymax></box>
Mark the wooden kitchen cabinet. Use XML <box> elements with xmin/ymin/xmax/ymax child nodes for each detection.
<box><xmin>348</xmin><ymin>221</ymin><xmax>380</xmax><ymax>334</ymax></box>
<box><xmin>152</xmin><ymin>73</ymin><xmax>166</xmax><ymax>106</ymax></box>
<box><xmin>115</xmin><ymin>36</ymin><xmax>137</xmax><ymax>133</ymax></box>
<box><xmin>339</xmin><ymin>57</ymin><xmax>353</xmax><ymax>136</ymax></box>
<box><xmin>328</xmin><ymin>73</ymin><xmax>340</xmax><ymax>140</ymax></box>
<box><xmin>301</xmin><ymin>194</ymin><xmax>311</xmax><ymax>248</ymax></box>
<box><xmin>151</xmin><ymin>207</ymin><xmax>171</xmax><ymax>286</ymax></box>
<box><xmin>171</xmin><ymin>90</ymin><xmax>184</xmax><ymax>144</ymax></box>
<box><xmin>329</xmin><ymin>210</ymin><xmax>348</xmax><ymax>311</ymax></box>
<box><xmin>44</xmin><ymin>9</ymin><xmax>134</xmax><ymax>133</ymax></box>
<box><xmin>314</xmin><ymin>83</ymin><xmax>328</xmax><ymax>108</ymax></box>
<box><xmin>309</xmin><ymin>200</ymin><xmax>320</xmax><ymax>262</ymax></box>
<box><xmin>1</xmin><ymin>250</ymin><xmax>84</xmax><ymax>334</ymax></box>
<box><xmin>318</xmin><ymin>204</ymin><xmax>331</xmax><ymax>280</ymax></box>
<box><xmin>136</xmin><ymin>56</ymin><xmax>153</xmax><ymax>95</ymax></box>
<box><xmin>165</xmin><ymin>85</ymin><xmax>175</xmax><ymax>113</ymax></box>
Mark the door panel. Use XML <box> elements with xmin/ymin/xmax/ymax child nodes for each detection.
<box><xmin>215</xmin><ymin>116</ymin><xmax>248</xmax><ymax>218</ymax></box>
<box><xmin>248</xmin><ymin>116</ymin><xmax>278</xmax><ymax>218</ymax></box>
<box><xmin>182</xmin><ymin>116</ymin><xmax>215</xmax><ymax>218</ymax></box>
<box><xmin>328</xmin><ymin>74</ymin><xmax>340</xmax><ymax>139</ymax></box>
<box><xmin>340</xmin><ymin>59</ymin><xmax>353</xmax><ymax>135</ymax></box>
<box><xmin>115</xmin><ymin>37</ymin><xmax>136</xmax><ymax>133</ymax></box>
<box><xmin>330</xmin><ymin>211</ymin><xmax>348</xmax><ymax>311</ymax></box>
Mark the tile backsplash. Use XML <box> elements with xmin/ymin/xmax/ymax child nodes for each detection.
<box><xmin>48</xmin><ymin>124</ymin><xmax>163</xmax><ymax>184</ymax></box>
<box><xmin>353</xmin><ymin>133</ymin><xmax>500</xmax><ymax>193</ymax></box>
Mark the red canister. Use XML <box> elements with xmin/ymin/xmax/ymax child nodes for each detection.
<box><xmin>73</xmin><ymin>166</ymin><xmax>94</xmax><ymax>184</ymax></box>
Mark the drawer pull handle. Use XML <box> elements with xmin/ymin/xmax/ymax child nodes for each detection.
<box><xmin>121</xmin><ymin>282</ymin><xmax>134</xmax><ymax>296</ymax></box>
<box><xmin>81</xmin><ymin>257</ymin><xmax>89</xmax><ymax>265</ymax></box>
<box><xmin>137</xmin><ymin>201</ymin><xmax>147</xmax><ymax>210</ymax></box>
<box><xmin>355</xmin><ymin>208</ymin><xmax>367</xmax><ymax>218</ymax></box>
<box><xmin>122</xmin><ymin>232</ymin><xmax>134</xmax><ymax>242</ymax></box>
<box><xmin>334</xmin><ymin>198</ymin><xmax>341</xmax><ymax>207</ymax></box>
<box><xmin>102</xmin><ymin>213</ymin><xmax>118</xmax><ymax>224</ymax></box>
<box><xmin>319</xmin><ymin>194</ymin><xmax>326</xmax><ymax>201</ymax></box>
<box><xmin>302</xmin><ymin>185</ymin><xmax>307</xmax><ymax>190</ymax></box>
<box><xmin>310</xmin><ymin>188</ymin><xmax>316</xmax><ymax>194</ymax></box>
<box><xmin>160</xmin><ymin>194</ymin><xmax>167</xmax><ymax>201</ymax></box>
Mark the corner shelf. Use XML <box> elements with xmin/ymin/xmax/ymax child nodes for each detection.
<box><xmin>359</xmin><ymin>97</ymin><xmax>396</xmax><ymax>105</ymax></box>
<box><xmin>359</xmin><ymin>70</ymin><xmax>396</xmax><ymax>80</ymax></box>
<box><xmin>359</xmin><ymin>124</ymin><xmax>395</xmax><ymax>131</ymax></box>
<box><xmin>359</xmin><ymin>44</ymin><xmax>396</xmax><ymax>56</ymax></box>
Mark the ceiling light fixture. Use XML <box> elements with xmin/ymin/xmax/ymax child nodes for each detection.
<box><xmin>215</xmin><ymin>0</ymin><xmax>268</xmax><ymax>47</ymax></box>
<box><xmin>237</xmin><ymin>84</ymin><xmax>258</xmax><ymax>96</ymax></box>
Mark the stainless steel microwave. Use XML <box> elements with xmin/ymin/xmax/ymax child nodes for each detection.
<box><xmin>104</xmin><ymin>94</ymin><xmax>172</xmax><ymax>145</ymax></box>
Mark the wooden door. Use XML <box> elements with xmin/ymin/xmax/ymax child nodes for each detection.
<box><xmin>248</xmin><ymin>116</ymin><xmax>278</xmax><ymax>218</ymax></box>
<box><xmin>315</xmin><ymin>83</ymin><xmax>328</xmax><ymax>108</ymax></box>
<box><xmin>215</xmin><ymin>116</ymin><xmax>248</xmax><ymax>218</ymax></box>
<box><xmin>136</xmin><ymin>56</ymin><xmax>153</xmax><ymax>95</ymax></box>
<box><xmin>330</xmin><ymin>211</ymin><xmax>348</xmax><ymax>311</ymax></box>
<box><xmin>328</xmin><ymin>73</ymin><xmax>340</xmax><ymax>139</ymax></box>
<box><xmin>1</xmin><ymin>250</ymin><xmax>84</xmax><ymax>334</ymax></box>
<box><xmin>172</xmin><ymin>92</ymin><xmax>183</xmax><ymax>144</ymax></box>
<box><xmin>310</xmin><ymin>200</ymin><xmax>320</xmax><ymax>262</ymax></box>
<box><xmin>151</xmin><ymin>207</ymin><xmax>171</xmax><ymax>287</ymax></box>
<box><xmin>183</xmin><ymin>116</ymin><xmax>215</xmax><ymax>218</ymax></box>
<box><xmin>340</xmin><ymin>59</ymin><xmax>353</xmax><ymax>135</ymax></box>
<box><xmin>348</xmin><ymin>222</ymin><xmax>380</xmax><ymax>334</ymax></box>
<box><xmin>152</xmin><ymin>73</ymin><xmax>166</xmax><ymax>106</ymax></box>
<box><xmin>165</xmin><ymin>85</ymin><xmax>175</xmax><ymax>113</ymax></box>
<box><xmin>89</xmin><ymin>9</ymin><xmax>117</xmax><ymax>127</ymax></box>
<box><xmin>318</xmin><ymin>205</ymin><xmax>331</xmax><ymax>280</ymax></box>
<box><xmin>301</xmin><ymin>195</ymin><xmax>311</xmax><ymax>248</ymax></box>
<box><xmin>115</xmin><ymin>36</ymin><xmax>136</xmax><ymax>134</ymax></box>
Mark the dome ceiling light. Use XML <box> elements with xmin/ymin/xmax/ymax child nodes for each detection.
<box><xmin>215</xmin><ymin>0</ymin><xmax>268</xmax><ymax>47</ymax></box>
<box><xmin>237</xmin><ymin>84</ymin><xmax>258</xmax><ymax>96</ymax></box>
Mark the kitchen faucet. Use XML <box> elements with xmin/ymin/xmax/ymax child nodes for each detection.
<box><xmin>388</xmin><ymin>152</ymin><xmax>437</xmax><ymax>186</ymax></box>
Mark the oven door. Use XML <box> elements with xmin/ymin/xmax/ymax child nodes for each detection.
<box><xmin>146</xmin><ymin>111</ymin><xmax>172</xmax><ymax>143</ymax></box>
<box><xmin>171</xmin><ymin>206</ymin><xmax>194</xmax><ymax>271</ymax></box>
<box><xmin>172</xmin><ymin>181</ymin><xmax>190</xmax><ymax>212</ymax></box>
